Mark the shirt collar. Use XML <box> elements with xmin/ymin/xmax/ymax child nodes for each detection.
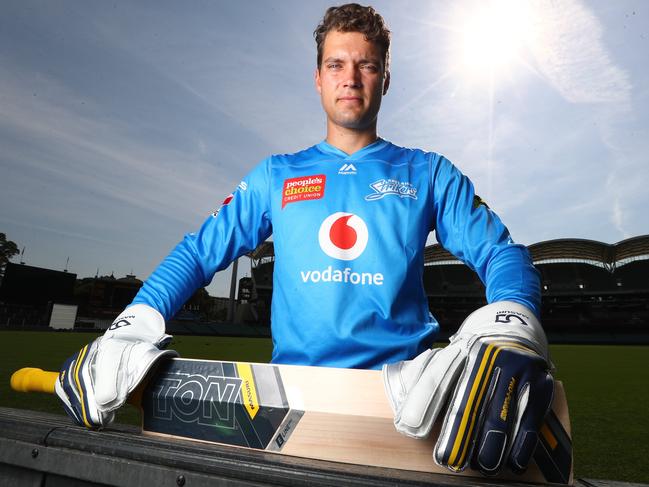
<box><xmin>316</xmin><ymin>138</ymin><xmax>388</xmax><ymax>160</ymax></box>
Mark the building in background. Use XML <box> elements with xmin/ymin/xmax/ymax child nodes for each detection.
<box><xmin>0</xmin><ymin>263</ymin><xmax>76</xmax><ymax>328</ymax></box>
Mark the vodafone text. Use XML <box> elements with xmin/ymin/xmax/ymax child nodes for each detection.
<box><xmin>300</xmin><ymin>266</ymin><xmax>384</xmax><ymax>286</ymax></box>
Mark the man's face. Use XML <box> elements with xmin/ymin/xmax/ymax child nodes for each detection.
<box><xmin>315</xmin><ymin>30</ymin><xmax>390</xmax><ymax>133</ymax></box>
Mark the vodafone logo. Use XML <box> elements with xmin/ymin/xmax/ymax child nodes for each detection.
<box><xmin>318</xmin><ymin>212</ymin><xmax>368</xmax><ymax>261</ymax></box>
<box><xmin>302</xmin><ymin>212</ymin><xmax>382</xmax><ymax>286</ymax></box>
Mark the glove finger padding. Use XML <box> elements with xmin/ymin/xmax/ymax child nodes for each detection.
<box><xmin>55</xmin><ymin>340</ymin><xmax>114</xmax><ymax>428</ymax></box>
<box><xmin>93</xmin><ymin>337</ymin><xmax>177</xmax><ymax>411</ymax></box>
<box><xmin>383</xmin><ymin>301</ymin><xmax>553</xmax><ymax>477</ymax></box>
<box><xmin>384</xmin><ymin>345</ymin><xmax>465</xmax><ymax>438</ymax></box>
<box><xmin>435</xmin><ymin>339</ymin><xmax>553</xmax><ymax>475</ymax></box>
<box><xmin>55</xmin><ymin>304</ymin><xmax>178</xmax><ymax>429</ymax></box>
<box><xmin>509</xmin><ymin>368</ymin><xmax>554</xmax><ymax>473</ymax></box>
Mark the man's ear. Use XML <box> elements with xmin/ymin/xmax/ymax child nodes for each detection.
<box><xmin>383</xmin><ymin>71</ymin><xmax>390</xmax><ymax>95</ymax></box>
<box><xmin>315</xmin><ymin>67</ymin><xmax>322</xmax><ymax>94</ymax></box>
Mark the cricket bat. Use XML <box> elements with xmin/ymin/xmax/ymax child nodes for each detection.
<box><xmin>11</xmin><ymin>358</ymin><xmax>573</xmax><ymax>485</ymax></box>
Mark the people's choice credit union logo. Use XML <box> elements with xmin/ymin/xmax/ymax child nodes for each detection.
<box><xmin>318</xmin><ymin>212</ymin><xmax>368</xmax><ymax>261</ymax></box>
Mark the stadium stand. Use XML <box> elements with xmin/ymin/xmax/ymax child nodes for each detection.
<box><xmin>0</xmin><ymin>263</ymin><xmax>76</xmax><ymax>329</ymax></box>
<box><xmin>422</xmin><ymin>235</ymin><xmax>649</xmax><ymax>341</ymax></box>
<box><xmin>529</xmin><ymin>236</ymin><xmax>649</xmax><ymax>339</ymax></box>
<box><xmin>2</xmin><ymin>236</ymin><xmax>645</xmax><ymax>342</ymax></box>
<box><xmin>242</xmin><ymin>236</ymin><xmax>649</xmax><ymax>342</ymax></box>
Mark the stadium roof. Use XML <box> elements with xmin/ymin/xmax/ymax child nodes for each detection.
<box><xmin>528</xmin><ymin>235</ymin><xmax>649</xmax><ymax>268</ymax></box>
<box><xmin>247</xmin><ymin>235</ymin><xmax>649</xmax><ymax>269</ymax></box>
<box><xmin>424</xmin><ymin>235</ymin><xmax>649</xmax><ymax>269</ymax></box>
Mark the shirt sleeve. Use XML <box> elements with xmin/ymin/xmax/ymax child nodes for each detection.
<box><xmin>430</xmin><ymin>154</ymin><xmax>542</xmax><ymax>318</ymax></box>
<box><xmin>131</xmin><ymin>158</ymin><xmax>273</xmax><ymax>320</ymax></box>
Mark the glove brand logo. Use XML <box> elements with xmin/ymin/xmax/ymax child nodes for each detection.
<box><xmin>318</xmin><ymin>212</ymin><xmax>368</xmax><ymax>261</ymax></box>
<box><xmin>109</xmin><ymin>318</ymin><xmax>133</xmax><ymax>331</ymax></box>
<box><xmin>500</xmin><ymin>376</ymin><xmax>517</xmax><ymax>421</ymax></box>
<box><xmin>495</xmin><ymin>312</ymin><xmax>529</xmax><ymax>326</ymax></box>
<box><xmin>300</xmin><ymin>213</ymin><xmax>384</xmax><ymax>285</ymax></box>
<box><xmin>149</xmin><ymin>372</ymin><xmax>241</xmax><ymax>428</ymax></box>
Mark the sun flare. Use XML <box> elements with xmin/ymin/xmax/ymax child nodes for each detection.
<box><xmin>455</xmin><ymin>1</ymin><xmax>536</xmax><ymax>80</ymax></box>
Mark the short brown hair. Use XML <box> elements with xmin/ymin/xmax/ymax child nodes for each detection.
<box><xmin>314</xmin><ymin>3</ymin><xmax>391</xmax><ymax>71</ymax></box>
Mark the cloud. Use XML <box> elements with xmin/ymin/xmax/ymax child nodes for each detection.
<box><xmin>0</xmin><ymin>61</ymin><xmax>241</xmax><ymax>227</ymax></box>
<box><xmin>530</xmin><ymin>0</ymin><xmax>632</xmax><ymax>105</ymax></box>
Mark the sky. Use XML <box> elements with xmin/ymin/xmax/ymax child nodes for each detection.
<box><xmin>1</xmin><ymin>0</ymin><xmax>647</xmax><ymax>298</ymax></box>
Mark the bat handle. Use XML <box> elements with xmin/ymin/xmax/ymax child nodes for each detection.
<box><xmin>11</xmin><ymin>367</ymin><xmax>59</xmax><ymax>394</ymax></box>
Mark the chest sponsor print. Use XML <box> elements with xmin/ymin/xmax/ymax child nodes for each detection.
<box><xmin>318</xmin><ymin>212</ymin><xmax>368</xmax><ymax>261</ymax></box>
<box><xmin>282</xmin><ymin>174</ymin><xmax>326</xmax><ymax>209</ymax></box>
<box><xmin>299</xmin><ymin>212</ymin><xmax>384</xmax><ymax>287</ymax></box>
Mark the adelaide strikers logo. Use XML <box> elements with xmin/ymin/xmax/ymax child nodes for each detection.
<box><xmin>318</xmin><ymin>212</ymin><xmax>368</xmax><ymax>261</ymax></box>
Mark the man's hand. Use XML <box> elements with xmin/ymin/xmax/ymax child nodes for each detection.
<box><xmin>383</xmin><ymin>301</ymin><xmax>553</xmax><ymax>476</ymax></box>
<box><xmin>55</xmin><ymin>304</ymin><xmax>178</xmax><ymax>428</ymax></box>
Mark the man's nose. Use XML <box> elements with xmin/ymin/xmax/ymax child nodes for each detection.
<box><xmin>343</xmin><ymin>66</ymin><xmax>362</xmax><ymax>88</ymax></box>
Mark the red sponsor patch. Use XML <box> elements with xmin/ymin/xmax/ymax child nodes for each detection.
<box><xmin>211</xmin><ymin>193</ymin><xmax>234</xmax><ymax>217</ymax></box>
<box><xmin>282</xmin><ymin>174</ymin><xmax>326</xmax><ymax>209</ymax></box>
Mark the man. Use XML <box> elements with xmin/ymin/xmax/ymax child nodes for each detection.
<box><xmin>56</xmin><ymin>4</ymin><xmax>553</xmax><ymax>477</ymax></box>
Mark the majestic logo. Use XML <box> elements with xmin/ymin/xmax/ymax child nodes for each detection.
<box><xmin>318</xmin><ymin>213</ymin><xmax>368</xmax><ymax>261</ymax></box>
<box><xmin>365</xmin><ymin>179</ymin><xmax>418</xmax><ymax>201</ymax></box>
<box><xmin>282</xmin><ymin>174</ymin><xmax>326</xmax><ymax>209</ymax></box>
<box><xmin>338</xmin><ymin>163</ymin><xmax>357</xmax><ymax>175</ymax></box>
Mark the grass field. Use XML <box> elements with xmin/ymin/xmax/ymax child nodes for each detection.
<box><xmin>1</xmin><ymin>330</ymin><xmax>647</xmax><ymax>483</ymax></box>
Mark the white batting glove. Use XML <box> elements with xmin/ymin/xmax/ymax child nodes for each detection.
<box><xmin>55</xmin><ymin>304</ymin><xmax>178</xmax><ymax>428</ymax></box>
<box><xmin>383</xmin><ymin>301</ymin><xmax>554</xmax><ymax>476</ymax></box>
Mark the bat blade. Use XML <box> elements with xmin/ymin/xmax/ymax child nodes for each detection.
<box><xmin>139</xmin><ymin>358</ymin><xmax>572</xmax><ymax>484</ymax></box>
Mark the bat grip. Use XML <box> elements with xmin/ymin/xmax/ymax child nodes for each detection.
<box><xmin>11</xmin><ymin>367</ymin><xmax>59</xmax><ymax>394</ymax></box>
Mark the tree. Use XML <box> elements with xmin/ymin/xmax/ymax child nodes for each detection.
<box><xmin>0</xmin><ymin>233</ymin><xmax>20</xmax><ymax>277</ymax></box>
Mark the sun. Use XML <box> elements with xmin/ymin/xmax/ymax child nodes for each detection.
<box><xmin>454</xmin><ymin>1</ymin><xmax>536</xmax><ymax>80</ymax></box>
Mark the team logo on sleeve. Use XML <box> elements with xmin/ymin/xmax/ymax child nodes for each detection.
<box><xmin>211</xmin><ymin>193</ymin><xmax>234</xmax><ymax>217</ymax></box>
<box><xmin>282</xmin><ymin>175</ymin><xmax>326</xmax><ymax>209</ymax></box>
<box><xmin>211</xmin><ymin>180</ymin><xmax>247</xmax><ymax>217</ymax></box>
<box><xmin>318</xmin><ymin>213</ymin><xmax>368</xmax><ymax>261</ymax></box>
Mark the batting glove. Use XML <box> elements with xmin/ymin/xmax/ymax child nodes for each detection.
<box><xmin>383</xmin><ymin>301</ymin><xmax>554</xmax><ymax>476</ymax></box>
<box><xmin>55</xmin><ymin>304</ymin><xmax>178</xmax><ymax>428</ymax></box>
